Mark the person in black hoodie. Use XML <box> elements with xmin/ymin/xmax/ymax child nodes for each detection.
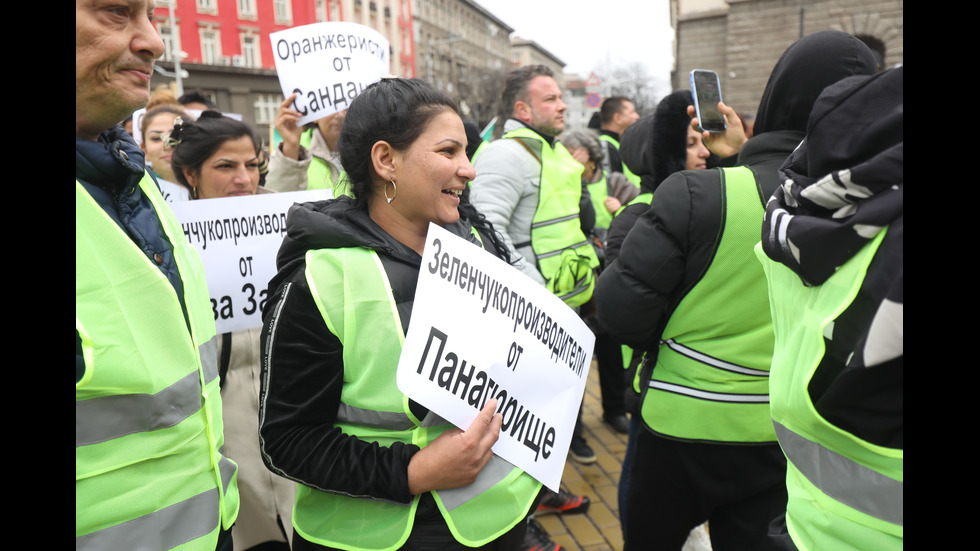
<box><xmin>603</xmin><ymin>88</ymin><xmax>714</xmax><ymax>538</ymax></box>
<box><xmin>595</xmin><ymin>31</ymin><xmax>878</xmax><ymax>551</ymax></box>
<box><xmin>757</xmin><ymin>66</ymin><xmax>903</xmax><ymax>550</ymax></box>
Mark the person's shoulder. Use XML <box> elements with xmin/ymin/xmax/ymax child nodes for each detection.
<box><xmin>658</xmin><ymin>167</ymin><xmax>720</xmax><ymax>195</ymax></box>
<box><xmin>479</xmin><ymin>136</ymin><xmax>539</xmax><ymax>158</ymax></box>
<box><xmin>473</xmin><ymin>138</ymin><xmax>541</xmax><ymax>179</ymax></box>
<box><xmin>649</xmin><ymin>169</ymin><xmax>726</xmax><ymax>228</ymax></box>
<box><xmin>618</xmin><ymin>200</ymin><xmax>651</xmax><ymax>219</ymax></box>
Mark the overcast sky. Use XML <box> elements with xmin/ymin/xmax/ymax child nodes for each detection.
<box><xmin>478</xmin><ymin>0</ymin><xmax>675</xmax><ymax>86</ymax></box>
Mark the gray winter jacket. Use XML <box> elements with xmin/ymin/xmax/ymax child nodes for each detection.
<box><xmin>469</xmin><ymin>118</ymin><xmax>551</xmax><ymax>285</ymax></box>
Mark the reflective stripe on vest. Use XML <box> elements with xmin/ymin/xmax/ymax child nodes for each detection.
<box><xmin>336</xmin><ymin>402</ymin><xmax>417</xmax><ymax>431</ymax></box>
<box><xmin>76</xmin><ymin>488</ymin><xmax>220</xmax><ymax>551</ymax></box>
<box><xmin>76</xmin><ymin>174</ymin><xmax>239</xmax><ymax>547</ymax></box>
<box><xmin>775</xmin><ymin>423</ymin><xmax>903</xmax><ymax>527</ymax></box>
<box><xmin>641</xmin><ymin>167</ymin><xmax>775</xmax><ymax>443</ymax></box>
<box><xmin>599</xmin><ymin>134</ymin><xmax>641</xmax><ymax>188</ymax></box>
<box><xmin>76</xmin><ymin>345</ymin><xmax>216</xmax><ymax>445</ymax></box>
<box><xmin>294</xmin><ymin>244</ymin><xmax>540</xmax><ymax>550</ymax></box>
<box><xmin>661</xmin><ymin>338</ymin><xmax>771</xmax><ymax>377</ymax></box>
<box><xmin>757</xmin><ymin>228</ymin><xmax>902</xmax><ymax>549</ymax></box>
<box><xmin>503</xmin><ymin>128</ymin><xmax>599</xmax><ymax>306</ymax></box>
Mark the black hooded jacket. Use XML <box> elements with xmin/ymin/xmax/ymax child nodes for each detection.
<box><xmin>595</xmin><ymin>30</ymin><xmax>877</xmax><ymax>355</ymax></box>
<box><xmin>760</xmin><ymin>67</ymin><xmax>903</xmax><ymax>449</ymax></box>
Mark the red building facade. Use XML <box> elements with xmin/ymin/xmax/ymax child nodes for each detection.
<box><xmin>153</xmin><ymin>0</ymin><xmax>413</xmax><ymax>72</ymax></box>
<box><xmin>149</xmin><ymin>0</ymin><xmax>415</xmax><ymax>131</ymax></box>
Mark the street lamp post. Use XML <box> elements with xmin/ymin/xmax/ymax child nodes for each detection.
<box><xmin>167</xmin><ymin>0</ymin><xmax>185</xmax><ymax>97</ymax></box>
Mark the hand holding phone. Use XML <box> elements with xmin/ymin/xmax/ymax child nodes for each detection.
<box><xmin>686</xmin><ymin>101</ymin><xmax>747</xmax><ymax>159</ymax></box>
<box><xmin>690</xmin><ymin>69</ymin><xmax>726</xmax><ymax>133</ymax></box>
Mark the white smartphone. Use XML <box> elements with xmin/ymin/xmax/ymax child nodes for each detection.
<box><xmin>690</xmin><ymin>69</ymin><xmax>727</xmax><ymax>133</ymax></box>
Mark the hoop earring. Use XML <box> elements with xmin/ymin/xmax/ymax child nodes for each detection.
<box><xmin>190</xmin><ymin>185</ymin><xmax>198</xmax><ymax>200</ymax></box>
<box><xmin>384</xmin><ymin>179</ymin><xmax>397</xmax><ymax>204</ymax></box>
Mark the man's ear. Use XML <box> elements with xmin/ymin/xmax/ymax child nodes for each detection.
<box><xmin>371</xmin><ymin>140</ymin><xmax>396</xmax><ymax>181</ymax></box>
<box><xmin>514</xmin><ymin>100</ymin><xmax>531</xmax><ymax>123</ymax></box>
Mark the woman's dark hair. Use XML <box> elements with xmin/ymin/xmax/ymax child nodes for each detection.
<box><xmin>339</xmin><ymin>78</ymin><xmax>511</xmax><ymax>263</ymax></box>
<box><xmin>170</xmin><ymin>110</ymin><xmax>261</xmax><ymax>189</ymax></box>
<box><xmin>340</xmin><ymin>78</ymin><xmax>456</xmax><ymax>206</ymax></box>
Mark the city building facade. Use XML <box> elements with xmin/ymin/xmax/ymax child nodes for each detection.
<box><xmin>150</xmin><ymin>0</ymin><xmax>416</xmax><ymax>136</ymax></box>
<box><xmin>669</xmin><ymin>0</ymin><xmax>903</xmax><ymax>117</ymax></box>
<box><xmin>148</xmin><ymin>0</ymin><xmax>541</xmax><ymax>135</ymax></box>
<box><xmin>561</xmin><ymin>74</ymin><xmax>597</xmax><ymax>134</ymax></box>
<box><xmin>412</xmin><ymin>0</ymin><xmax>514</xmax><ymax>125</ymax></box>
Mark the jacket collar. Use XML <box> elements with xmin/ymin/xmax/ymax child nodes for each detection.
<box><xmin>504</xmin><ymin>118</ymin><xmax>556</xmax><ymax>147</ymax></box>
<box><xmin>76</xmin><ymin>125</ymin><xmax>147</xmax><ymax>194</ymax></box>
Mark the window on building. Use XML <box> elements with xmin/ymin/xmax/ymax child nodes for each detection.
<box><xmin>274</xmin><ymin>0</ymin><xmax>292</xmax><ymax>25</ymax></box>
<box><xmin>196</xmin><ymin>0</ymin><xmax>217</xmax><ymax>15</ymax></box>
<box><xmin>241</xmin><ymin>33</ymin><xmax>260</xmax><ymax>68</ymax></box>
<box><xmin>238</xmin><ymin>0</ymin><xmax>257</xmax><ymax>19</ymax></box>
<box><xmin>200</xmin><ymin>28</ymin><xmax>221</xmax><ymax>65</ymax></box>
<box><xmin>254</xmin><ymin>94</ymin><xmax>280</xmax><ymax>125</ymax></box>
<box><xmin>315</xmin><ymin>0</ymin><xmax>327</xmax><ymax>22</ymax></box>
<box><xmin>158</xmin><ymin>23</ymin><xmax>175</xmax><ymax>62</ymax></box>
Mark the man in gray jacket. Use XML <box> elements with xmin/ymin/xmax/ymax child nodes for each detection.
<box><xmin>470</xmin><ymin>65</ymin><xmax>597</xmax><ymax>293</ymax></box>
<box><xmin>470</xmin><ymin>64</ymin><xmax>599</xmax><ymax>551</ymax></box>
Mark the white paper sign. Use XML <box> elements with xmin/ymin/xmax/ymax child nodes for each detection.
<box><xmin>270</xmin><ymin>22</ymin><xmax>390</xmax><ymax>126</ymax></box>
<box><xmin>170</xmin><ymin>190</ymin><xmax>330</xmax><ymax>334</ymax></box>
<box><xmin>396</xmin><ymin>223</ymin><xmax>595</xmax><ymax>492</ymax></box>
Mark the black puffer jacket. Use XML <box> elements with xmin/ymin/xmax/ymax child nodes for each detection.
<box><xmin>595</xmin><ymin>30</ymin><xmax>878</xmax><ymax>353</ymax></box>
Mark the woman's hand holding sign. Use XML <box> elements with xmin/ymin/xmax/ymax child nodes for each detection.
<box><xmin>407</xmin><ymin>398</ymin><xmax>502</xmax><ymax>494</ymax></box>
<box><xmin>275</xmin><ymin>93</ymin><xmax>305</xmax><ymax>161</ymax></box>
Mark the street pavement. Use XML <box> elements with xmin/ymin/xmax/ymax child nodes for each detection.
<box><xmin>538</xmin><ymin>358</ymin><xmax>712</xmax><ymax>551</ymax></box>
